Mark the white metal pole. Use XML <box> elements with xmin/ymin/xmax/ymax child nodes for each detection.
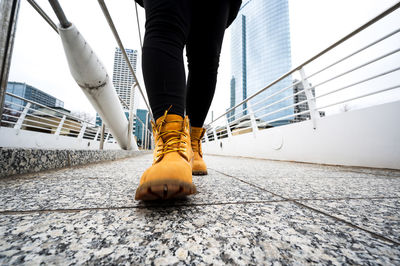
<box><xmin>55</xmin><ymin>114</ymin><xmax>66</xmax><ymax>136</ymax></box>
<box><xmin>299</xmin><ymin>67</ymin><xmax>319</xmax><ymax>129</ymax></box>
<box><xmin>78</xmin><ymin>122</ymin><xmax>87</xmax><ymax>140</ymax></box>
<box><xmin>14</xmin><ymin>102</ymin><xmax>30</xmax><ymax>134</ymax></box>
<box><xmin>247</xmin><ymin>102</ymin><xmax>258</xmax><ymax>136</ymax></box>
<box><xmin>94</xmin><ymin>126</ymin><xmax>101</xmax><ymax>141</ymax></box>
<box><xmin>58</xmin><ymin>24</ymin><xmax>133</xmax><ymax>150</ymax></box>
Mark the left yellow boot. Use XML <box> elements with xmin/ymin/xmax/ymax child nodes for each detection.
<box><xmin>191</xmin><ymin>127</ymin><xmax>208</xmax><ymax>175</ymax></box>
<box><xmin>135</xmin><ymin>110</ymin><xmax>196</xmax><ymax>200</ymax></box>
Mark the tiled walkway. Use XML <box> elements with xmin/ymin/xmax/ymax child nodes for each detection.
<box><xmin>1</xmin><ymin>153</ymin><xmax>399</xmax><ymax>264</ymax></box>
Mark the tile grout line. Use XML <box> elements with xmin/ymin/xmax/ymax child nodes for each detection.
<box><xmin>209</xmin><ymin>168</ymin><xmax>400</xmax><ymax>246</ymax></box>
<box><xmin>0</xmin><ymin>200</ymin><xmax>290</xmax><ymax>216</ymax></box>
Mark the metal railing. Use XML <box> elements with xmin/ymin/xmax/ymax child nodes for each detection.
<box><xmin>2</xmin><ymin>0</ymin><xmax>154</xmax><ymax>150</ymax></box>
<box><xmin>1</xmin><ymin>92</ymin><xmax>152</xmax><ymax>149</ymax></box>
<box><xmin>204</xmin><ymin>1</ymin><xmax>400</xmax><ymax>142</ymax></box>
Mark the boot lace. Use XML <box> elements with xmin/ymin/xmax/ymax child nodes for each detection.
<box><xmin>155</xmin><ymin>109</ymin><xmax>187</xmax><ymax>156</ymax></box>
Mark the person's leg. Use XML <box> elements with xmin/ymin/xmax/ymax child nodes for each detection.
<box><xmin>185</xmin><ymin>0</ymin><xmax>232</xmax><ymax>127</ymax></box>
<box><xmin>142</xmin><ymin>0</ymin><xmax>192</xmax><ymax>121</ymax></box>
<box><xmin>136</xmin><ymin>0</ymin><xmax>197</xmax><ymax>201</ymax></box>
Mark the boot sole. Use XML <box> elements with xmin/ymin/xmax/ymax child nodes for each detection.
<box><xmin>192</xmin><ymin>170</ymin><xmax>208</xmax><ymax>175</ymax></box>
<box><xmin>135</xmin><ymin>179</ymin><xmax>197</xmax><ymax>200</ymax></box>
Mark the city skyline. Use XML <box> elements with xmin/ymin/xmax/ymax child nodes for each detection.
<box><xmin>6</xmin><ymin>0</ymin><xmax>400</xmax><ymax>124</ymax></box>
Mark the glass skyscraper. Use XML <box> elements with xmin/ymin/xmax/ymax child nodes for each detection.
<box><xmin>230</xmin><ymin>0</ymin><xmax>293</xmax><ymax>125</ymax></box>
<box><xmin>6</xmin><ymin>82</ymin><xmax>64</xmax><ymax>112</ymax></box>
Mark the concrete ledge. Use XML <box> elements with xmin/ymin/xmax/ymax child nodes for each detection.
<box><xmin>0</xmin><ymin>148</ymin><xmax>149</xmax><ymax>178</ymax></box>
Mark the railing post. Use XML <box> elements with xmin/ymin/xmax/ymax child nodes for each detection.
<box><xmin>299</xmin><ymin>67</ymin><xmax>319</xmax><ymax>129</ymax></box>
<box><xmin>247</xmin><ymin>102</ymin><xmax>258</xmax><ymax>136</ymax></box>
<box><xmin>14</xmin><ymin>102</ymin><xmax>31</xmax><ymax>134</ymax></box>
<box><xmin>225</xmin><ymin>116</ymin><xmax>232</xmax><ymax>138</ymax></box>
<box><xmin>213</xmin><ymin>128</ymin><xmax>218</xmax><ymax>142</ymax></box>
<box><xmin>94</xmin><ymin>126</ymin><xmax>101</xmax><ymax>141</ymax></box>
<box><xmin>55</xmin><ymin>114</ymin><xmax>66</xmax><ymax>136</ymax></box>
<box><xmin>204</xmin><ymin>130</ymin><xmax>209</xmax><ymax>143</ymax></box>
<box><xmin>78</xmin><ymin>122</ymin><xmax>87</xmax><ymax>140</ymax></box>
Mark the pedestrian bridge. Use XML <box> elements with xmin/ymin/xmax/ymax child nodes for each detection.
<box><xmin>1</xmin><ymin>152</ymin><xmax>400</xmax><ymax>264</ymax></box>
<box><xmin>1</xmin><ymin>0</ymin><xmax>400</xmax><ymax>264</ymax></box>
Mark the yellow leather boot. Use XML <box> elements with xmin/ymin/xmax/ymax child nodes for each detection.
<box><xmin>190</xmin><ymin>127</ymin><xmax>208</xmax><ymax>175</ymax></box>
<box><xmin>135</xmin><ymin>110</ymin><xmax>196</xmax><ymax>200</ymax></box>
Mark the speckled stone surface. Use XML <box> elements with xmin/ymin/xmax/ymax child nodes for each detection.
<box><xmin>0</xmin><ymin>153</ymin><xmax>399</xmax><ymax>264</ymax></box>
<box><xmin>0</xmin><ymin>155</ymin><xmax>279</xmax><ymax>212</ymax></box>
<box><xmin>0</xmin><ymin>148</ymin><xmax>146</xmax><ymax>178</ymax></box>
<box><xmin>298</xmin><ymin>199</ymin><xmax>400</xmax><ymax>243</ymax></box>
<box><xmin>205</xmin><ymin>155</ymin><xmax>400</xmax><ymax>199</ymax></box>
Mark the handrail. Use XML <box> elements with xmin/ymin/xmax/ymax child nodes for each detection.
<box><xmin>5</xmin><ymin>92</ymin><xmax>96</xmax><ymax>126</ymax></box>
<box><xmin>209</xmin><ymin>1</ymin><xmax>400</xmax><ymax>125</ymax></box>
<box><xmin>26</xmin><ymin>0</ymin><xmax>58</xmax><ymax>33</ymax></box>
<box><xmin>97</xmin><ymin>0</ymin><xmax>153</xmax><ymax>121</ymax></box>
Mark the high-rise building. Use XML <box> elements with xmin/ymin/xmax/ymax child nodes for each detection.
<box><xmin>6</xmin><ymin>82</ymin><xmax>64</xmax><ymax>112</ymax></box>
<box><xmin>230</xmin><ymin>0</ymin><xmax>293</xmax><ymax>126</ymax></box>
<box><xmin>112</xmin><ymin>47</ymin><xmax>139</xmax><ymax>110</ymax></box>
<box><xmin>96</xmin><ymin>48</ymin><xmax>139</xmax><ymax>127</ymax></box>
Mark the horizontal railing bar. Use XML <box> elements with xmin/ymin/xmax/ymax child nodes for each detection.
<box><xmin>249</xmin><ymin>80</ymin><xmax>303</xmax><ymax>111</ymax></box>
<box><xmin>3</xmin><ymin>101</ymin><xmax>27</xmax><ymax>110</ymax></box>
<box><xmin>22</xmin><ymin>116</ymin><xmax>60</xmax><ymax>128</ymax></box>
<box><xmin>307</xmin><ymin>27</ymin><xmax>400</xmax><ymax>80</ymax></box>
<box><xmin>227</xmin><ymin>112</ymin><xmax>248</xmax><ymax>124</ymax></box>
<box><xmin>231</xmin><ymin>119</ymin><xmax>252</xmax><ymax>129</ymax></box>
<box><xmin>315</xmin><ymin>84</ymin><xmax>400</xmax><ymax>111</ymax></box>
<box><xmin>2</xmin><ymin>106</ymin><xmax>22</xmax><ymax>114</ymax></box>
<box><xmin>1</xmin><ymin>113</ymin><xmax>20</xmax><ymax>120</ymax></box>
<box><xmin>25</xmin><ymin>113</ymin><xmax>62</xmax><ymax>126</ymax></box>
<box><xmin>252</xmin><ymin>87</ymin><xmax>307</xmax><ymax>116</ymax></box>
<box><xmin>5</xmin><ymin>92</ymin><xmax>96</xmax><ymax>126</ymax></box>
<box><xmin>315</xmin><ymin>66</ymin><xmax>400</xmax><ymax>101</ymax></box>
<box><xmin>258</xmin><ymin>110</ymin><xmax>311</xmax><ymax>128</ymax></box>
<box><xmin>209</xmin><ymin>1</ymin><xmax>400</xmax><ymax>125</ymax></box>
<box><xmin>226</xmin><ymin>112</ymin><xmax>251</xmax><ymax>127</ymax></box>
<box><xmin>19</xmin><ymin>123</ymin><xmax>54</xmax><ymax>132</ymax></box>
<box><xmin>255</xmin><ymin>98</ymin><xmax>310</xmax><ymax>122</ymax></box>
<box><xmin>310</xmin><ymin>47</ymin><xmax>400</xmax><ymax>91</ymax></box>
<box><xmin>62</xmin><ymin>120</ymin><xmax>83</xmax><ymax>129</ymax></box>
<box><xmin>0</xmin><ymin>120</ymin><xmax>17</xmax><ymax>126</ymax></box>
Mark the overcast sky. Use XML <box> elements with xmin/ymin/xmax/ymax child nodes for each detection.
<box><xmin>8</xmin><ymin>0</ymin><xmax>400</xmax><ymax>124</ymax></box>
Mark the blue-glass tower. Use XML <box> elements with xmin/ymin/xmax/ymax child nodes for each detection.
<box><xmin>230</xmin><ymin>0</ymin><xmax>293</xmax><ymax>125</ymax></box>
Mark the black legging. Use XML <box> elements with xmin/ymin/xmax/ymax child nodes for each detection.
<box><xmin>142</xmin><ymin>0</ymin><xmax>238</xmax><ymax>127</ymax></box>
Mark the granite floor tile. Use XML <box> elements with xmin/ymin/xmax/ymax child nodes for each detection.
<box><xmin>0</xmin><ymin>154</ymin><xmax>278</xmax><ymax>212</ymax></box>
<box><xmin>0</xmin><ymin>202</ymin><xmax>399</xmax><ymax>265</ymax></box>
<box><xmin>298</xmin><ymin>198</ymin><xmax>400</xmax><ymax>243</ymax></box>
<box><xmin>205</xmin><ymin>155</ymin><xmax>400</xmax><ymax>199</ymax></box>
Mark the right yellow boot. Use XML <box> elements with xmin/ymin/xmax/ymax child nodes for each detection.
<box><xmin>135</xmin><ymin>110</ymin><xmax>196</xmax><ymax>200</ymax></box>
<box><xmin>190</xmin><ymin>127</ymin><xmax>208</xmax><ymax>175</ymax></box>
